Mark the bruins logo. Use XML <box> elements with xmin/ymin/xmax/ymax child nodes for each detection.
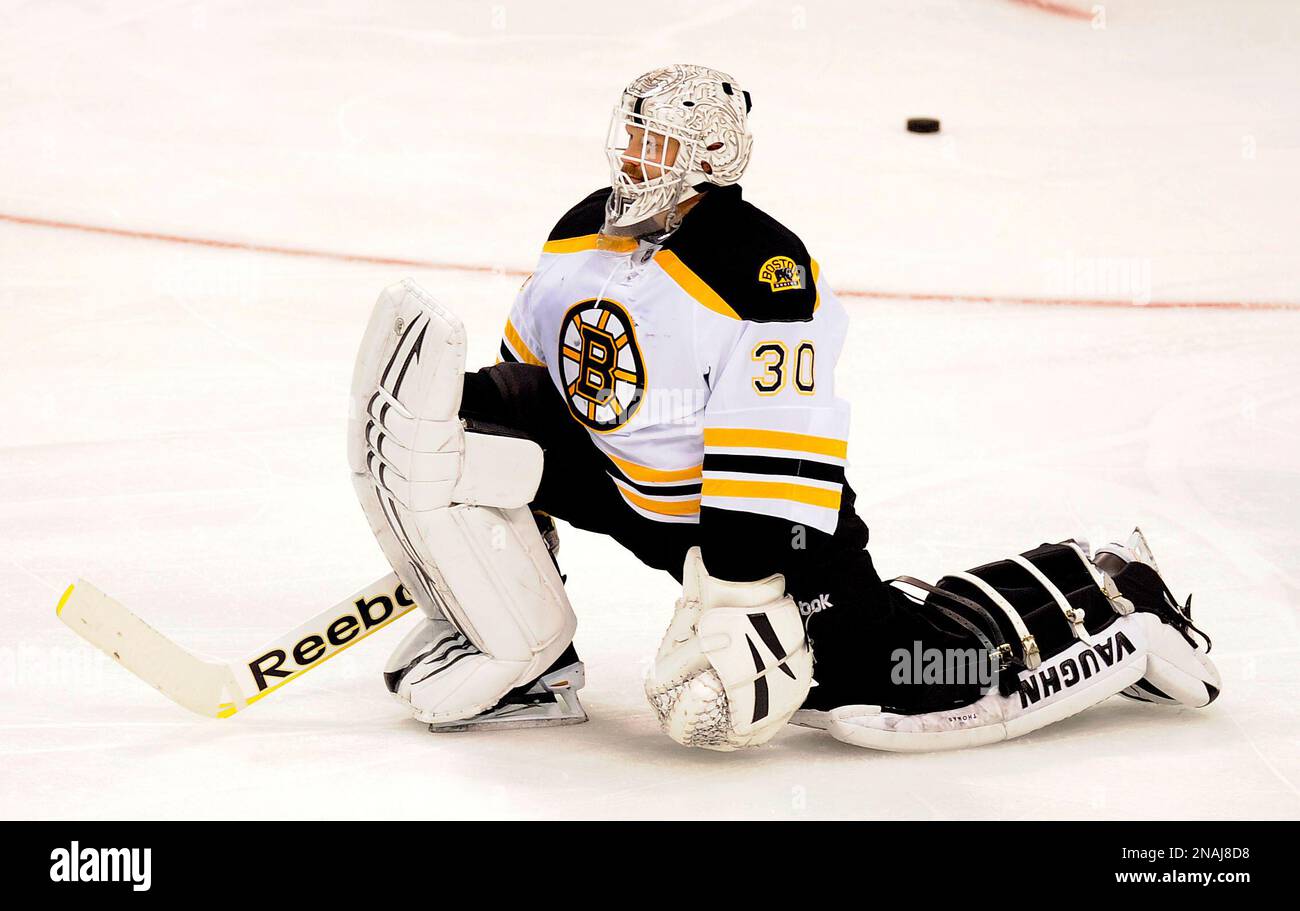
<box><xmin>758</xmin><ymin>255</ymin><xmax>803</xmax><ymax>292</ymax></box>
<box><xmin>558</xmin><ymin>298</ymin><xmax>646</xmax><ymax>432</ymax></box>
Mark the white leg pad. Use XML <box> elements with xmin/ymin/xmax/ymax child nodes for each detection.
<box><xmin>348</xmin><ymin>279</ymin><xmax>542</xmax><ymax>516</ymax></box>
<box><xmin>1129</xmin><ymin>621</ymin><xmax>1220</xmax><ymax>707</ymax></box>
<box><xmin>826</xmin><ymin>613</ymin><xmax>1154</xmax><ymax>752</ymax></box>
<box><xmin>381</xmin><ymin>503</ymin><xmax>577</xmax><ymax>723</ymax></box>
<box><xmin>350</xmin><ymin>281</ymin><xmax>575</xmax><ymax>722</ymax></box>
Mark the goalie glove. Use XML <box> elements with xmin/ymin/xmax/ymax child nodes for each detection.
<box><xmin>645</xmin><ymin>547</ymin><xmax>813</xmax><ymax>752</ymax></box>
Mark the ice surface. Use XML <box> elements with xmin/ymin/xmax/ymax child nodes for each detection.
<box><xmin>1</xmin><ymin>0</ymin><xmax>1297</xmax><ymax>819</ymax></box>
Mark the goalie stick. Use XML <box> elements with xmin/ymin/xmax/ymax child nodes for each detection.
<box><xmin>56</xmin><ymin>573</ymin><xmax>417</xmax><ymax>718</ymax></box>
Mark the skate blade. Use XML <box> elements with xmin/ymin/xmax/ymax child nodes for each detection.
<box><xmin>428</xmin><ymin>703</ymin><xmax>588</xmax><ymax>734</ymax></box>
<box><xmin>429</xmin><ymin>711</ymin><xmax>588</xmax><ymax>734</ymax></box>
<box><xmin>426</xmin><ymin>661</ymin><xmax>588</xmax><ymax>734</ymax></box>
<box><xmin>788</xmin><ymin>709</ymin><xmax>832</xmax><ymax>730</ymax></box>
<box><xmin>1128</xmin><ymin>526</ymin><xmax>1160</xmax><ymax>573</ymax></box>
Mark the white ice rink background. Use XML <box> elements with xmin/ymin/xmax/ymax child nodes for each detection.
<box><xmin>2</xmin><ymin>0</ymin><xmax>1297</xmax><ymax>819</ymax></box>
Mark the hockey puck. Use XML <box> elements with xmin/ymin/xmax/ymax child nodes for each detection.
<box><xmin>907</xmin><ymin>117</ymin><xmax>941</xmax><ymax>134</ymax></box>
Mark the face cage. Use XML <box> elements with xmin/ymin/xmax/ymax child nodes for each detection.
<box><xmin>604</xmin><ymin>104</ymin><xmax>704</xmax><ymax>229</ymax></box>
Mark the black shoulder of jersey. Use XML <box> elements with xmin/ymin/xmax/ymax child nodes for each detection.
<box><xmin>547</xmin><ymin>187</ymin><xmax>612</xmax><ymax>242</ymax></box>
<box><xmin>664</xmin><ymin>185</ymin><xmax>817</xmax><ymax>323</ymax></box>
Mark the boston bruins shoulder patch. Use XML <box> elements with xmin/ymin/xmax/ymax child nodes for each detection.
<box><xmin>558</xmin><ymin>298</ymin><xmax>646</xmax><ymax>432</ymax></box>
<box><xmin>758</xmin><ymin>255</ymin><xmax>804</xmax><ymax>292</ymax></box>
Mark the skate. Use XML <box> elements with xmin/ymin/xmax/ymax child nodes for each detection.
<box><xmin>1093</xmin><ymin>527</ymin><xmax>1160</xmax><ymax>576</ymax></box>
<box><xmin>427</xmin><ymin>644</ymin><xmax>588</xmax><ymax>733</ymax></box>
<box><xmin>1095</xmin><ymin>528</ymin><xmax>1218</xmax><ymax>706</ymax></box>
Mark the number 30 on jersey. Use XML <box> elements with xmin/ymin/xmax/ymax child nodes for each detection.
<box><xmin>751</xmin><ymin>340</ymin><xmax>815</xmax><ymax>395</ymax></box>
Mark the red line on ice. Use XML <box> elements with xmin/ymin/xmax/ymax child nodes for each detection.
<box><xmin>0</xmin><ymin>212</ymin><xmax>513</xmax><ymax>276</ymax></box>
<box><xmin>833</xmin><ymin>289</ymin><xmax>1300</xmax><ymax>312</ymax></box>
<box><xmin>1009</xmin><ymin>0</ymin><xmax>1094</xmax><ymax>21</ymax></box>
<box><xmin>3</xmin><ymin>211</ymin><xmax>1297</xmax><ymax>312</ymax></box>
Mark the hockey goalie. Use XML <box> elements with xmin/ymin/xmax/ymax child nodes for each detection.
<box><xmin>348</xmin><ymin>64</ymin><xmax>1219</xmax><ymax>752</ymax></box>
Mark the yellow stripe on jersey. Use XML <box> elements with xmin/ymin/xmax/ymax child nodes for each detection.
<box><xmin>703</xmin><ymin>427</ymin><xmax>848</xmax><ymax>460</ymax></box>
<box><xmin>606</xmin><ymin>452</ymin><xmax>703</xmax><ymax>484</ymax></box>
<box><xmin>542</xmin><ymin>234</ymin><xmax>639</xmax><ymax>255</ymax></box>
<box><xmin>502</xmin><ymin>319</ymin><xmax>544</xmax><ymax>366</ymax></box>
<box><xmin>811</xmin><ymin>259</ymin><xmax>821</xmax><ymax>312</ymax></box>
<box><xmin>615</xmin><ymin>485</ymin><xmax>702</xmax><ymax>517</ymax></box>
<box><xmin>702</xmin><ymin>479</ymin><xmax>842</xmax><ymax>510</ymax></box>
<box><xmin>653</xmin><ymin>250</ymin><xmax>742</xmax><ymax>321</ymax></box>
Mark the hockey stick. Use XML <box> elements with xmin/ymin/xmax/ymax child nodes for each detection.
<box><xmin>56</xmin><ymin>573</ymin><xmax>417</xmax><ymax>718</ymax></box>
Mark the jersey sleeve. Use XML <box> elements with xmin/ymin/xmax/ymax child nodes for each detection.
<box><xmin>497</xmin><ymin>274</ymin><xmax>546</xmax><ymax>367</ymax></box>
<box><xmin>699</xmin><ymin>266</ymin><xmax>851</xmax><ymax>537</ymax></box>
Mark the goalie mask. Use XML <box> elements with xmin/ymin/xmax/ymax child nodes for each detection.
<box><xmin>604</xmin><ymin>64</ymin><xmax>753</xmax><ymax>235</ymax></box>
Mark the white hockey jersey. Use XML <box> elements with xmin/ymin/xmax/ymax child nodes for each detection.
<box><xmin>499</xmin><ymin>186</ymin><xmax>851</xmax><ymax>536</ymax></box>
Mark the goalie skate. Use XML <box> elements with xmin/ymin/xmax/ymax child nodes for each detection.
<box><xmin>428</xmin><ymin>647</ymin><xmax>587</xmax><ymax>733</ymax></box>
<box><xmin>1094</xmin><ymin>528</ymin><xmax>1218</xmax><ymax>707</ymax></box>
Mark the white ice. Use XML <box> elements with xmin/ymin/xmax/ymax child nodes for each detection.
<box><xmin>2</xmin><ymin>0</ymin><xmax>1297</xmax><ymax>820</ymax></box>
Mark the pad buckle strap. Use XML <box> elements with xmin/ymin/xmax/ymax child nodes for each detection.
<box><xmin>947</xmin><ymin>571</ymin><xmax>1041</xmax><ymax>670</ymax></box>
<box><xmin>1060</xmin><ymin>541</ymin><xmax>1135</xmax><ymax>616</ymax></box>
<box><xmin>1020</xmin><ymin>634</ymin><xmax>1041</xmax><ymax>668</ymax></box>
<box><xmin>1009</xmin><ymin>554</ymin><xmax>1089</xmax><ymax>641</ymax></box>
<box><xmin>890</xmin><ymin>576</ymin><xmax>1006</xmax><ymax>670</ymax></box>
<box><xmin>1106</xmin><ymin>584</ymin><xmax>1136</xmax><ymax>616</ymax></box>
<box><xmin>994</xmin><ymin>643</ymin><xmax>1015</xmax><ymax>670</ymax></box>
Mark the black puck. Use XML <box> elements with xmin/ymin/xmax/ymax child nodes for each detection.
<box><xmin>907</xmin><ymin>117</ymin><xmax>941</xmax><ymax>134</ymax></box>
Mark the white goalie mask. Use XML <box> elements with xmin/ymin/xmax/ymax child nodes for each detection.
<box><xmin>604</xmin><ymin>64</ymin><xmax>753</xmax><ymax>235</ymax></box>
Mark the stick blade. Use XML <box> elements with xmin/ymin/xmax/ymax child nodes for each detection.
<box><xmin>57</xmin><ymin>579</ymin><xmax>238</xmax><ymax>718</ymax></box>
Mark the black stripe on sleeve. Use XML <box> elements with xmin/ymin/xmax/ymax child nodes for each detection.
<box><xmin>498</xmin><ymin>340</ymin><xmax>519</xmax><ymax>363</ymax></box>
<box><xmin>703</xmin><ymin>453</ymin><xmax>845</xmax><ymax>484</ymax></box>
<box><xmin>605</xmin><ymin>470</ymin><xmax>702</xmax><ymax>498</ymax></box>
